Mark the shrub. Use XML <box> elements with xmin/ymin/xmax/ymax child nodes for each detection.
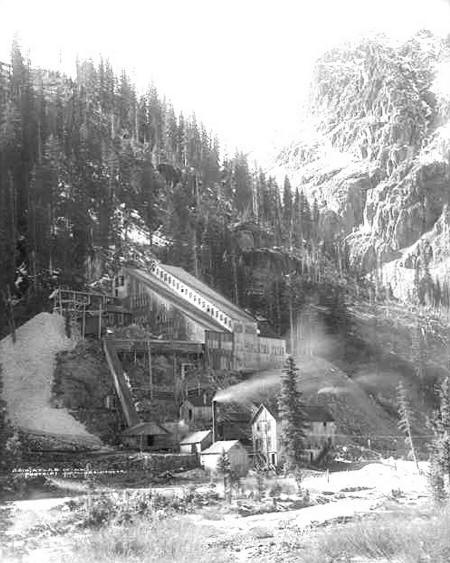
<box><xmin>269</xmin><ymin>481</ymin><xmax>282</xmax><ymax>498</ymax></box>
<box><xmin>255</xmin><ymin>470</ymin><xmax>265</xmax><ymax>500</ymax></box>
<box><xmin>67</xmin><ymin>488</ymin><xmax>222</xmax><ymax>529</ymax></box>
<box><xmin>62</xmin><ymin>516</ymin><xmax>228</xmax><ymax>563</ymax></box>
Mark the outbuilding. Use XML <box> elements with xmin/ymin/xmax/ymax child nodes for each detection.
<box><xmin>200</xmin><ymin>440</ymin><xmax>249</xmax><ymax>476</ymax></box>
<box><xmin>179</xmin><ymin>391</ymin><xmax>213</xmax><ymax>426</ymax></box>
<box><xmin>121</xmin><ymin>421</ymin><xmax>172</xmax><ymax>451</ymax></box>
<box><xmin>179</xmin><ymin>430</ymin><xmax>213</xmax><ymax>454</ymax></box>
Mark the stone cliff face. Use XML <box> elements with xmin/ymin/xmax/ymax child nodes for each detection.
<box><xmin>280</xmin><ymin>32</ymin><xmax>450</xmax><ymax>302</ymax></box>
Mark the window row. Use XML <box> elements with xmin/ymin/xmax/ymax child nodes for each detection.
<box><xmin>151</xmin><ymin>266</ymin><xmax>233</xmax><ymax>328</ymax></box>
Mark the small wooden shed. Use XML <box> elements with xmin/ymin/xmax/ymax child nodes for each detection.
<box><xmin>180</xmin><ymin>393</ymin><xmax>212</xmax><ymax>425</ymax></box>
<box><xmin>122</xmin><ymin>421</ymin><xmax>171</xmax><ymax>451</ymax></box>
<box><xmin>179</xmin><ymin>430</ymin><xmax>213</xmax><ymax>454</ymax></box>
<box><xmin>200</xmin><ymin>440</ymin><xmax>249</xmax><ymax>476</ymax></box>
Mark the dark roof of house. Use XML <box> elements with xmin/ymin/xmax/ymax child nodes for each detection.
<box><xmin>251</xmin><ymin>402</ymin><xmax>334</xmax><ymax>424</ymax></box>
<box><xmin>183</xmin><ymin>395</ymin><xmax>211</xmax><ymax>407</ymax></box>
<box><xmin>126</xmin><ymin>268</ymin><xmax>227</xmax><ymax>333</ymax></box>
<box><xmin>122</xmin><ymin>421</ymin><xmax>169</xmax><ymax>437</ymax></box>
<box><xmin>162</xmin><ymin>264</ymin><xmax>255</xmax><ymax>324</ymax></box>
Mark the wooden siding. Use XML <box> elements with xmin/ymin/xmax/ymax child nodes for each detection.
<box><xmin>126</xmin><ymin>275</ymin><xmax>208</xmax><ymax>341</ymax></box>
<box><xmin>205</xmin><ymin>331</ymin><xmax>234</xmax><ymax>370</ymax></box>
<box><xmin>234</xmin><ymin>331</ymin><xmax>286</xmax><ymax>371</ymax></box>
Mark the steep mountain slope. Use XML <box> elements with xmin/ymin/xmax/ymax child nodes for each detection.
<box><xmin>215</xmin><ymin>355</ymin><xmax>411</xmax><ymax>452</ymax></box>
<box><xmin>279</xmin><ymin>31</ymin><xmax>450</xmax><ymax>303</ymax></box>
<box><xmin>0</xmin><ymin>313</ymin><xmax>102</xmax><ymax>448</ymax></box>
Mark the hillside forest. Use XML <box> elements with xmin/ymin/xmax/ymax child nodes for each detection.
<box><xmin>0</xmin><ymin>40</ymin><xmax>348</xmax><ymax>342</ymax></box>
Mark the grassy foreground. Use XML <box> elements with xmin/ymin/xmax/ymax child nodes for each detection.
<box><xmin>293</xmin><ymin>506</ymin><xmax>450</xmax><ymax>563</ymax></box>
<box><xmin>60</xmin><ymin>505</ymin><xmax>450</xmax><ymax>563</ymax></box>
<box><xmin>63</xmin><ymin>516</ymin><xmax>227</xmax><ymax>563</ymax></box>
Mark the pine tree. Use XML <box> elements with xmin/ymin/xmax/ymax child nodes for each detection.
<box><xmin>396</xmin><ymin>381</ymin><xmax>419</xmax><ymax>469</ymax></box>
<box><xmin>428</xmin><ymin>377</ymin><xmax>450</xmax><ymax>502</ymax></box>
<box><xmin>282</xmin><ymin>176</ymin><xmax>293</xmax><ymax>244</ymax></box>
<box><xmin>293</xmin><ymin>188</ymin><xmax>303</xmax><ymax>246</ymax></box>
<box><xmin>277</xmin><ymin>356</ymin><xmax>309</xmax><ymax>474</ymax></box>
<box><xmin>312</xmin><ymin>197</ymin><xmax>320</xmax><ymax>242</ymax></box>
<box><xmin>299</xmin><ymin>191</ymin><xmax>312</xmax><ymax>241</ymax></box>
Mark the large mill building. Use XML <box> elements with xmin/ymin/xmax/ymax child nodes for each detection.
<box><xmin>114</xmin><ymin>261</ymin><xmax>286</xmax><ymax>372</ymax></box>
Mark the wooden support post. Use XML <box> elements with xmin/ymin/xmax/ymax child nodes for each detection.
<box><xmin>173</xmin><ymin>354</ymin><xmax>177</xmax><ymax>400</ymax></box>
<box><xmin>147</xmin><ymin>340</ymin><xmax>153</xmax><ymax>399</ymax></box>
<box><xmin>173</xmin><ymin>353</ymin><xmax>179</xmax><ymax>448</ymax></box>
<box><xmin>82</xmin><ymin>303</ymin><xmax>86</xmax><ymax>339</ymax></box>
<box><xmin>98</xmin><ymin>302</ymin><xmax>102</xmax><ymax>339</ymax></box>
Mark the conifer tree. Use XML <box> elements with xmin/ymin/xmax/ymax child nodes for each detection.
<box><xmin>428</xmin><ymin>377</ymin><xmax>450</xmax><ymax>502</ymax></box>
<box><xmin>282</xmin><ymin>176</ymin><xmax>293</xmax><ymax>243</ymax></box>
<box><xmin>278</xmin><ymin>356</ymin><xmax>309</xmax><ymax>473</ymax></box>
<box><xmin>396</xmin><ymin>381</ymin><xmax>419</xmax><ymax>469</ymax></box>
<box><xmin>293</xmin><ymin>188</ymin><xmax>302</xmax><ymax>245</ymax></box>
<box><xmin>312</xmin><ymin>197</ymin><xmax>320</xmax><ymax>241</ymax></box>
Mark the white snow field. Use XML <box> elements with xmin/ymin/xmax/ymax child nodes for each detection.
<box><xmin>0</xmin><ymin>313</ymin><xmax>101</xmax><ymax>446</ymax></box>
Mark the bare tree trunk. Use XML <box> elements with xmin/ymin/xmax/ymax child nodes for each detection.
<box><xmin>231</xmin><ymin>251</ymin><xmax>239</xmax><ymax>306</ymax></box>
<box><xmin>405</xmin><ymin>418</ymin><xmax>419</xmax><ymax>471</ymax></box>
<box><xmin>192</xmin><ymin>226</ymin><xmax>199</xmax><ymax>278</ymax></box>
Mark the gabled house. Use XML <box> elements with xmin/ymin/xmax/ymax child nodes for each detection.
<box><xmin>121</xmin><ymin>421</ymin><xmax>173</xmax><ymax>451</ymax></box>
<box><xmin>251</xmin><ymin>403</ymin><xmax>336</xmax><ymax>467</ymax></box>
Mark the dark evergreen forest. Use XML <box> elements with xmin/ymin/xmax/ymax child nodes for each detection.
<box><xmin>0</xmin><ymin>42</ymin><xmax>356</xmax><ymax>340</ymax></box>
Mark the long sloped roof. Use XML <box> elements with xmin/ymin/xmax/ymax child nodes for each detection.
<box><xmin>122</xmin><ymin>421</ymin><xmax>169</xmax><ymax>436</ymax></box>
<box><xmin>162</xmin><ymin>264</ymin><xmax>255</xmax><ymax>323</ymax></box>
<box><xmin>126</xmin><ymin>268</ymin><xmax>226</xmax><ymax>333</ymax></box>
<box><xmin>180</xmin><ymin>430</ymin><xmax>212</xmax><ymax>445</ymax></box>
<box><xmin>201</xmin><ymin>440</ymin><xmax>242</xmax><ymax>455</ymax></box>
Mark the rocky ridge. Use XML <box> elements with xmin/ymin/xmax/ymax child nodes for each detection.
<box><xmin>279</xmin><ymin>31</ymin><xmax>450</xmax><ymax>302</ymax></box>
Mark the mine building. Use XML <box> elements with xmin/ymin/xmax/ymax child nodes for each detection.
<box><xmin>50</xmin><ymin>260</ymin><xmax>287</xmax><ymax>453</ymax></box>
<box><xmin>113</xmin><ymin>261</ymin><xmax>286</xmax><ymax>371</ymax></box>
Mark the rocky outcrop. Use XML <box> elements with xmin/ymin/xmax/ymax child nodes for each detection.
<box><xmin>279</xmin><ymin>32</ymin><xmax>450</xmax><ymax>301</ymax></box>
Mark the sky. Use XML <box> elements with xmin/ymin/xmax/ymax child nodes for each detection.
<box><xmin>0</xmin><ymin>0</ymin><xmax>449</xmax><ymax>164</ymax></box>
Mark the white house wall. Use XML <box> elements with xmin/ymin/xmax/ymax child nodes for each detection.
<box><xmin>200</xmin><ymin>445</ymin><xmax>249</xmax><ymax>476</ymax></box>
<box><xmin>252</xmin><ymin>407</ymin><xmax>278</xmax><ymax>459</ymax></box>
<box><xmin>252</xmin><ymin>407</ymin><xmax>336</xmax><ymax>465</ymax></box>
